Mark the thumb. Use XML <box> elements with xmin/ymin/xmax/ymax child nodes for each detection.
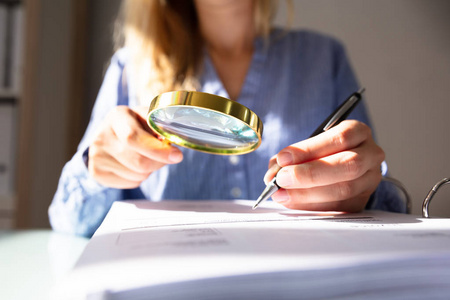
<box><xmin>133</xmin><ymin>106</ymin><xmax>153</xmax><ymax>132</ymax></box>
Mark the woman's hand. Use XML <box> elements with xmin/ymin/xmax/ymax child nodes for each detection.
<box><xmin>264</xmin><ymin>120</ymin><xmax>384</xmax><ymax>212</ymax></box>
<box><xmin>88</xmin><ymin>106</ymin><xmax>183</xmax><ymax>189</ymax></box>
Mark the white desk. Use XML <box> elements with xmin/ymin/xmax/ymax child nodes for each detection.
<box><xmin>0</xmin><ymin>230</ymin><xmax>89</xmax><ymax>300</ymax></box>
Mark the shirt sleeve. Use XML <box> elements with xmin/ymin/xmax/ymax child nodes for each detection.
<box><xmin>331</xmin><ymin>40</ymin><xmax>407</xmax><ymax>213</ymax></box>
<box><xmin>48</xmin><ymin>51</ymin><xmax>128</xmax><ymax>237</ymax></box>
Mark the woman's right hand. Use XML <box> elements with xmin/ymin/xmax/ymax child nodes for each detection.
<box><xmin>88</xmin><ymin>106</ymin><xmax>183</xmax><ymax>189</ymax></box>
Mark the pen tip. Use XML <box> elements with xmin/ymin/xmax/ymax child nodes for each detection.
<box><xmin>252</xmin><ymin>198</ymin><xmax>262</xmax><ymax>210</ymax></box>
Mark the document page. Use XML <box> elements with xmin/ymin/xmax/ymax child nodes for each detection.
<box><xmin>53</xmin><ymin>200</ymin><xmax>450</xmax><ymax>300</ymax></box>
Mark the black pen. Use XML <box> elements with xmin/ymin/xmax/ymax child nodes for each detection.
<box><xmin>252</xmin><ymin>87</ymin><xmax>366</xmax><ymax>209</ymax></box>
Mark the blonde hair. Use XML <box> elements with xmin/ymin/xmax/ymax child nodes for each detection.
<box><xmin>116</xmin><ymin>0</ymin><xmax>278</xmax><ymax>105</ymax></box>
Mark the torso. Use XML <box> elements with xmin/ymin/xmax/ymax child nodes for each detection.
<box><xmin>138</xmin><ymin>29</ymin><xmax>368</xmax><ymax>201</ymax></box>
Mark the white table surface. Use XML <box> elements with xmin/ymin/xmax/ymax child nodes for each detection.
<box><xmin>0</xmin><ymin>230</ymin><xmax>89</xmax><ymax>300</ymax></box>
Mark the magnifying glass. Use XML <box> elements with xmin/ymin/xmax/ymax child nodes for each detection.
<box><xmin>147</xmin><ymin>91</ymin><xmax>263</xmax><ymax>155</ymax></box>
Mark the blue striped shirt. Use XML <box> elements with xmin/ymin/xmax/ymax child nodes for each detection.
<box><xmin>49</xmin><ymin>29</ymin><xmax>406</xmax><ymax>237</ymax></box>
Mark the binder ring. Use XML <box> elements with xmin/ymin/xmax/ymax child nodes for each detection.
<box><xmin>422</xmin><ymin>178</ymin><xmax>450</xmax><ymax>218</ymax></box>
<box><xmin>381</xmin><ymin>176</ymin><xmax>411</xmax><ymax>214</ymax></box>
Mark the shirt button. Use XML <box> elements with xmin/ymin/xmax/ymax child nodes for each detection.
<box><xmin>230</xmin><ymin>187</ymin><xmax>242</xmax><ymax>198</ymax></box>
<box><xmin>229</xmin><ymin>156</ymin><xmax>240</xmax><ymax>165</ymax></box>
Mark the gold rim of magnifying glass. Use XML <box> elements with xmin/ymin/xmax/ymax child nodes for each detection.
<box><xmin>147</xmin><ymin>91</ymin><xmax>263</xmax><ymax>155</ymax></box>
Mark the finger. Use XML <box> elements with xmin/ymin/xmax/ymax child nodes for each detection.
<box><xmin>88</xmin><ymin>145</ymin><xmax>158</xmax><ymax>182</ymax></box>
<box><xmin>273</xmin><ymin>191</ymin><xmax>370</xmax><ymax>212</ymax></box>
<box><xmin>111</xmin><ymin>106</ymin><xmax>183</xmax><ymax>164</ymax></box>
<box><xmin>264</xmin><ymin>162</ymin><xmax>281</xmax><ymax>184</ymax></box>
<box><xmin>133</xmin><ymin>105</ymin><xmax>151</xmax><ymax>119</ymax></box>
<box><xmin>276</xmin><ymin>120</ymin><xmax>372</xmax><ymax>167</ymax></box>
<box><xmin>90</xmin><ymin>169</ymin><xmax>143</xmax><ymax>189</ymax></box>
<box><xmin>92</xmin><ymin>152</ymin><xmax>155</xmax><ymax>182</ymax></box>
<box><xmin>104</xmin><ymin>131</ymin><xmax>169</xmax><ymax>174</ymax></box>
<box><xmin>88</xmin><ymin>148</ymin><xmax>145</xmax><ymax>189</ymax></box>
<box><xmin>276</xmin><ymin>140</ymin><xmax>384</xmax><ymax>189</ymax></box>
<box><xmin>114</xmin><ymin>150</ymin><xmax>168</xmax><ymax>175</ymax></box>
<box><xmin>267</xmin><ymin>154</ymin><xmax>277</xmax><ymax>169</ymax></box>
<box><xmin>263</xmin><ymin>155</ymin><xmax>279</xmax><ymax>184</ymax></box>
<box><xmin>133</xmin><ymin>106</ymin><xmax>153</xmax><ymax>131</ymax></box>
<box><xmin>272</xmin><ymin>169</ymin><xmax>381</xmax><ymax>208</ymax></box>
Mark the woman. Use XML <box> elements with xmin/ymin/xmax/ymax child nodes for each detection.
<box><xmin>49</xmin><ymin>0</ymin><xmax>405</xmax><ymax>237</ymax></box>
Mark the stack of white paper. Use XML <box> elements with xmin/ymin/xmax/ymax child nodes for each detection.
<box><xmin>52</xmin><ymin>200</ymin><xmax>450</xmax><ymax>300</ymax></box>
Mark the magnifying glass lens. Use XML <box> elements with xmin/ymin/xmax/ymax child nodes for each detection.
<box><xmin>147</xmin><ymin>91</ymin><xmax>263</xmax><ymax>155</ymax></box>
<box><xmin>150</xmin><ymin>106</ymin><xmax>259</xmax><ymax>150</ymax></box>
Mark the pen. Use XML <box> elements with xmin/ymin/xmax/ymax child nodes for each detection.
<box><xmin>252</xmin><ymin>87</ymin><xmax>366</xmax><ymax>209</ymax></box>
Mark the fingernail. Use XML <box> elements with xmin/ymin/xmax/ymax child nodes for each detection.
<box><xmin>277</xmin><ymin>151</ymin><xmax>293</xmax><ymax>166</ymax></box>
<box><xmin>263</xmin><ymin>164</ymin><xmax>279</xmax><ymax>184</ymax></box>
<box><xmin>276</xmin><ymin>168</ymin><xmax>293</xmax><ymax>187</ymax></box>
<box><xmin>169</xmin><ymin>149</ymin><xmax>183</xmax><ymax>163</ymax></box>
<box><xmin>263</xmin><ymin>173</ymin><xmax>270</xmax><ymax>185</ymax></box>
<box><xmin>272</xmin><ymin>189</ymin><xmax>290</xmax><ymax>203</ymax></box>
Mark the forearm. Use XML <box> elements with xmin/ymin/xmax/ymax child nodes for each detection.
<box><xmin>48</xmin><ymin>150</ymin><xmax>121</xmax><ymax>237</ymax></box>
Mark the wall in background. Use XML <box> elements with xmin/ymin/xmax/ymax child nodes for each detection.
<box><xmin>274</xmin><ymin>0</ymin><xmax>450</xmax><ymax>216</ymax></box>
<box><xmin>83</xmin><ymin>0</ymin><xmax>120</xmax><ymax>130</ymax></box>
<box><xmin>0</xmin><ymin>0</ymin><xmax>23</xmax><ymax>228</ymax></box>
<box><xmin>17</xmin><ymin>0</ymin><xmax>75</xmax><ymax>228</ymax></box>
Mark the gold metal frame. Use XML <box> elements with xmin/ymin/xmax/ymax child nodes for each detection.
<box><xmin>147</xmin><ymin>91</ymin><xmax>263</xmax><ymax>155</ymax></box>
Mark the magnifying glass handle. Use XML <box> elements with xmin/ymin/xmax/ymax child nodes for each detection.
<box><xmin>150</xmin><ymin>131</ymin><xmax>172</xmax><ymax>146</ymax></box>
<box><xmin>158</xmin><ymin>136</ymin><xmax>172</xmax><ymax>146</ymax></box>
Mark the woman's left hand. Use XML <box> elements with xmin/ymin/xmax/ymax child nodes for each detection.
<box><xmin>264</xmin><ymin>120</ymin><xmax>385</xmax><ymax>212</ymax></box>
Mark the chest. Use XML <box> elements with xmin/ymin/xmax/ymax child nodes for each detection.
<box><xmin>208</xmin><ymin>51</ymin><xmax>253</xmax><ymax>101</ymax></box>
